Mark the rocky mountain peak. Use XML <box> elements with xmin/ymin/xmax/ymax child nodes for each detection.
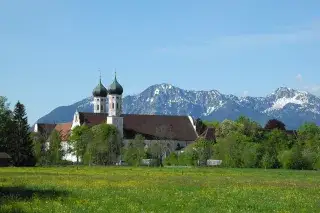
<box><xmin>36</xmin><ymin>84</ymin><xmax>320</xmax><ymax>130</ymax></box>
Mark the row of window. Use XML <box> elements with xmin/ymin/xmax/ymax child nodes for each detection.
<box><xmin>95</xmin><ymin>103</ymin><xmax>121</xmax><ymax>111</ymax></box>
<box><xmin>110</xmin><ymin>102</ymin><xmax>120</xmax><ymax>109</ymax></box>
<box><xmin>96</xmin><ymin>97</ymin><xmax>121</xmax><ymax>101</ymax></box>
<box><xmin>96</xmin><ymin>105</ymin><xmax>104</xmax><ymax>111</ymax></box>
<box><xmin>96</xmin><ymin>98</ymin><xmax>105</xmax><ymax>101</ymax></box>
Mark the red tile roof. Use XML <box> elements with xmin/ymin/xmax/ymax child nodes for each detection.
<box><xmin>79</xmin><ymin>112</ymin><xmax>108</xmax><ymax>127</ymax></box>
<box><xmin>123</xmin><ymin>114</ymin><xmax>198</xmax><ymax>141</ymax></box>
<box><xmin>78</xmin><ymin>112</ymin><xmax>198</xmax><ymax>141</ymax></box>
<box><xmin>54</xmin><ymin>122</ymin><xmax>72</xmax><ymax>141</ymax></box>
<box><xmin>36</xmin><ymin>123</ymin><xmax>56</xmax><ymax>136</ymax></box>
<box><xmin>36</xmin><ymin>113</ymin><xmax>198</xmax><ymax>142</ymax></box>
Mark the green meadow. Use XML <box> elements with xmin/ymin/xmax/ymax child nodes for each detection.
<box><xmin>0</xmin><ymin>167</ymin><xmax>319</xmax><ymax>213</ymax></box>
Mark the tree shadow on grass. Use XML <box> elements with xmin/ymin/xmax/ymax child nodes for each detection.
<box><xmin>0</xmin><ymin>186</ymin><xmax>69</xmax><ymax>213</ymax></box>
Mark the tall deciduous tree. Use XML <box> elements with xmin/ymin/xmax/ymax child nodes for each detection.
<box><xmin>11</xmin><ymin>101</ymin><xmax>36</xmax><ymax>166</ymax></box>
<box><xmin>124</xmin><ymin>134</ymin><xmax>146</xmax><ymax>166</ymax></box>
<box><xmin>31</xmin><ymin>132</ymin><xmax>48</xmax><ymax>165</ymax></box>
<box><xmin>69</xmin><ymin>125</ymin><xmax>93</xmax><ymax>164</ymax></box>
<box><xmin>86</xmin><ymin>124</ymin><xmax>121</xmax><ymax>165</ymax></box>
<box><xmin>48</xmin><ymin>129</ymin><xmax>63</xmax><ymax>164</ymax></box>
<box><xmin>194</xmin><ymin>137</ymin><xmax>213</xmax><ymax>166</ymax></box>
<box><xmin>0</xmin><ymin>96</ymin><xmax>14</xmax><ymax>154</ymax></box>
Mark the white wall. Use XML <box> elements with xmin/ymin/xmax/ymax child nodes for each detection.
<box><xmin>107</xmin><ymin>116</ymin><xmax>123</xmax><ymax>137</ymax></box>
<box><xmin>61</xmin><ymin>141</ymin><xmax>77</xmax><ymax>162</ymax></box>
<box><xmin>71</xmin><ymin>111</ymin><xmax>81</xmax><ymax>129</ymax></box>
<box><xmin>108</xmin><ymin>94</ymin><xmax>122</xmax><ymax>116</ymax></box>
<box><xmin>93</xmin><ymin>97</ymin><xmax>107</xmax><ymax>113</ymax></box>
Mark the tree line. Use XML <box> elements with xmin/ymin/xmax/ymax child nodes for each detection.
<box><xmin>1</xmin><ymin>95</ymin><xmax>319</xmax><ymax>169</ymax></box>
<box><xmin>164</xmin><ymin>117</ymin><xmax>320</xmax><ymax>170</ymax></box>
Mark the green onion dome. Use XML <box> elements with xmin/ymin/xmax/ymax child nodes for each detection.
<box><xmin>108</xmin><ymin>73</ymin><xmax>123</xmax><ymax>95</ymax></box>
<box><xmin>92</xmin><ymin>77</ymin><xmax>108</xmax><ymax>97</ymax></box>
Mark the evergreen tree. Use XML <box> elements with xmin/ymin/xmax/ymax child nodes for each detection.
<box><xmin>11</xmin><ymin>101</ymin><xmax>36</xmax><ymax>166</ymax></box>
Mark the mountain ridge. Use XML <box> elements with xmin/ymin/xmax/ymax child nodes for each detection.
<box><xmin>36</xmin><ymin>84</ymin><xmax>320</xmax><ymax>129</ymax></box>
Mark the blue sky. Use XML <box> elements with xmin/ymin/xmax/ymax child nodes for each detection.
<box><xmin>1</xmin><ymin>0</ymin><xmax>320</xmax><ymax>124</ymax></box>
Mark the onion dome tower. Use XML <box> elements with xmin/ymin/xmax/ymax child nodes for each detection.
<box><xmin>108</xmin><ymin>72</ymin><xmax>123</xmax><ymax>96</ymax></box>
<box><xmin>108</xmin><ymin>72</ymin><xmax>123</xmax><ymax>116</ymax></box>
<box><xmin>107</xmin><ymin>71</ymin><xmax>124</xmax><ymax>137</ymax></box>
<box><xmin>92</xmin><ymin>75</ymin><xmax>108</xmax><ymax>113</ymax></box>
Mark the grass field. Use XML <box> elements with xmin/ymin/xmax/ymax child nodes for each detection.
<box><xmin>0</xmin><ymin>167</ymin><xmax>319</xmax><ymax>213</ymax></box>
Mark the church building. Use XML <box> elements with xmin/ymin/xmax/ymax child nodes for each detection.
<box><xmin>33</xmin><ymin>72</ymin><xmax>212</xmax><ymax>162</ymax></box>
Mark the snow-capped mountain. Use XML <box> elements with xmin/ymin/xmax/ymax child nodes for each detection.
<box><xmin>36</xmin><ymin>84</ymin><xmax>320</xmax><ymax>129</ymax></box>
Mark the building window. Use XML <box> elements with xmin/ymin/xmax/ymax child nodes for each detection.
<box><xmin>97</xmin><ymin>98</ymin><xmax>100</xmax><ymax>101</ymax></box>
<box><xmin>96</xmin><ymin>105</ymin><xmax>99</xmax><ymax>110</ymax></box>
<box><xmin>112</xmin><ymin>103</ymin><xmax>114</xmax><ymax>109</ymax></box>
<box><xmin>101</xmin><ymin>105</ymin><xmax>103</xmax><ymax>111</ymax></box>
<box><xmin>117</xmin><ymin>103</ymin><xmax>119</xmax><ymax>109</ymax></box>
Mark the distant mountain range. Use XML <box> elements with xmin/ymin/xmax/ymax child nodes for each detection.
<box><xmin>36</xmin><ymin>84</ymin><xmax>320</xmax><ymax>129</ymax></box>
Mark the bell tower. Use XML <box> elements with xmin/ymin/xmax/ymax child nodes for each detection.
<box><xmin>92</xmin><ymin>74</ymin><xmax>108</xmax><ymax>113</ymax></box>
<box><xmin>107</xmin><ymin>71</ymin><xmax>124</xmax><ymax>137</ymax></box>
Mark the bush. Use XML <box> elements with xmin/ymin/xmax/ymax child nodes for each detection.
<box><xmin>278</xmin><ymin>146</ymin><xmax>315</xmax><ymax>170</ymax></box>
<box><xmin>164</xmin><ymin>152</ymin><xmax>178</xmax><ymax>166</ymax></box>
<box><xmin>241</xmin><ymin>143</ymin><xmax>260</xmax><ymax>168</ymax></box>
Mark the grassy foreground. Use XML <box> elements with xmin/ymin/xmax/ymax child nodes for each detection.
<box><xmin>0</xmin><ymin>167</ymin><xmax>319</xmax><ymax>213</ymax></box>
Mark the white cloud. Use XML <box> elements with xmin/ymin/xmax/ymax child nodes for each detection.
<box><xmin>243</xmin><ymin>90</ymin><xmax>249</xmax><ymax>96</ymax></box>
<box><xmin>296</xmin><ymin>74</ymin><xmax>303</xmax><ymax>81</ymax></box>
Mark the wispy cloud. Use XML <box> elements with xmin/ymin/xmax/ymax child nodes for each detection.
<box><xmin>156</xmin><ymin>20</ymin><xmax>320</xmax><ymax>54</ymax></box>
<box><xmin>243</xmin><ymin>90</ymin><xmax>249</xmax><ymax>97</ymax></box>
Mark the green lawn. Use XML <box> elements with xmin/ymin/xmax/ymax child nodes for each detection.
<box><xmin>0</xmin><ymin>167</ymin><xmax>319</xmax><ymax>213</ymax></box>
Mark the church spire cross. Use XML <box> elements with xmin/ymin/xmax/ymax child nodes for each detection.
<box><xmin>98</xmin><ymin>68</ymin><xmax>102</xmax><ymax>82</ymax></box>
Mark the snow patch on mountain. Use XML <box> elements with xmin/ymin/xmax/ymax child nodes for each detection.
<box><xmin>36</xmin><ymin>84</ymin><xmax>320</xmax><ymax>129</ymax></box>
<box><xmin>265</xmin><ymin>95</ymin><xmax>306</xmax><ymax>112</ymax></box>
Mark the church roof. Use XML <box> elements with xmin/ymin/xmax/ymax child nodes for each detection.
<box><xmin>35</xmin><ymin>113</ymin><xmax>198</xmax><ymax>142</ymax></box>
<box><xmin>78</xmin><ymin>112</ymin><xmax>108</xmax><ymax>126</ymax></box>
<box><xmin>54</xmin><ymin>122</ymin><xmax>72</xmax><ymax>141</ymax></box>
<box><xmin>77</xmin><ymin>112</ymin><xmax>197</xmax><ymax>141</ymax></box>
<box><xmin>122</xmin><ymin>114</ymin><xmax>198</xmax><ymax>141</ymax></box>
<box><xmin>34</xmin><ymin>122</ymin><xmax>72</xmax><ymax>141</ymax></box>
<box><xmin>36</xmin><ymin>123</ymin><xmax>56</xmax><ymax>136</ymax></box>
